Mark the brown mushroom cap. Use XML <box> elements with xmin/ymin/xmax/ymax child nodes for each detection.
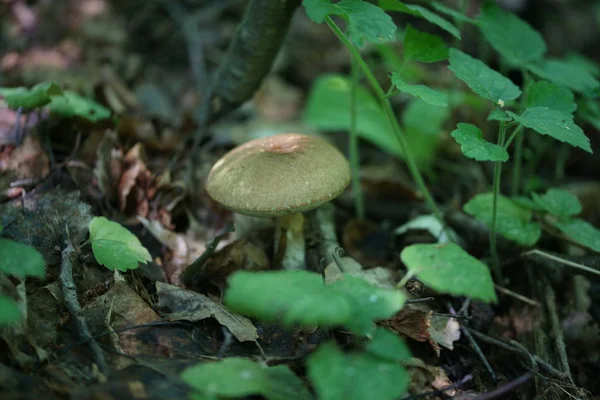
<box><xmin>206</xmin><ymin>133</ymin><xmax>351</xmax><ymax>217</ymax></box>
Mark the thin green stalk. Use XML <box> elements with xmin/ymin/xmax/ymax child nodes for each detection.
<box><xmin>511</xmin><ymin>71</ymin><xmax>533</xmax><ymax>196</ymax></box>
<box><xmin>325</xmin><ymin>17</ymin><xmax>443</xmax><ymax>222</ymax></box>
<box><xmin>510</xmin><ymin>127</ymin><xmax>524</xmax><ymax>196</ymax></box>
<box><xmin>490</xmin><ymin>122</ymin><xmax>507</xmax><ymax>283</ymax></box>
<box><xmin>504</xmin><ymin>124</ymin><xmax>523</xmax><ymax>149</ymax></box>
<box><xmin>349</xmin><ymin>62</ymin><xmax>365</xmax><ymax>219</ymax></box>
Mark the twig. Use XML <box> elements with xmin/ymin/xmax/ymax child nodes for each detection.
<box><xmin>59</xmin><ymin>243</ymin><xmax>109</xmax><ymax>375</ymax></box>
<box><xmin>544</xmin><ymin>281</ymin><xmax>573</xmax><ymax>383</ymax></box>
<box><xmin>182</xmin><ymin>222</ymin><xmax>235</xmax><ymax>286</ymax></box>
<box><xmin>449</xmin><ymin>304</ymin><xmax>497</xmax><ymax>382</ymax></box>
<box><xmin>494</xmin><ymin>284</ymin><xmax>541</xmax><ymax>307</ymax></box>
<box><xmin>472</xmin><ymin>372</ymin><xmax>533</xmax><ymax>400</ymax></box>
<box><xmin>401</xmin><ymin>374</ymin><xmax>472</xmax><ymax>400</ymax></box>
<box><xmin>467</xmin><ymin>328</ymin><xmax>568</xmax><ymax>380</ymax></box>
<box><xmin>523</xmin><ymin>249</ymin><xmax>600</xmax><ymax>278</ymax></box>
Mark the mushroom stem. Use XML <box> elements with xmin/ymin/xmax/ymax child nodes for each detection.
<box><xmin>274</xmin><ymin>213</ymin><xmax>306</xmax><ymax>270</ymax></box>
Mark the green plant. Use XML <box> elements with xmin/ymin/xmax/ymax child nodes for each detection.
<box><xmin>179</xmin><ymin>1</ymin><xmax>600</xmax><ymax>398</ymax></box>
<box><xmin>88</xmin><ymin>217</ymin><xmax>152</xmax><ymax>271</ymax></box>
<box><xmin>0</xmin><ymin>238</ymin><xmax>46</xmax><ymax>326</ymax></box>
<box><xmin>303</xmin><ymin>0</ymin><xmax>599</xmax><ymax>282</ymax></box>
<box><xmin>0</xmin><ymin>81</ymin><xmax>111</xmax><ymax>122</ymax></box>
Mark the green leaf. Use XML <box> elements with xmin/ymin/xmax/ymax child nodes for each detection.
<box><xmin>0</xmin><ymin>82</ymin><xmax>63</xmax><ymax>111</ymax></box>
<box><xmin>303</xmin><ymin>0</ymin><xmax>397</xmax><ymax>45</ymax></box>
<box><xmin>400</xmin><ymin>243</ymin><xmax>497</xmax><ymax>303</ymax></box>
<box><xmin>224</xmin><ymin>270</ymin><xmax>405</xmax><ymax>335</ymax></box>
<box><xmin>527</xmin><ymin>59</ymin><xmax>600</xmax><ymax>94</ymax></box>
<box><xmin>464</xmin><ymin>193</ymin><xmax>541</xmax><ymax>246</ymax></box>
<box><xmin>506</xmin><ymin>108</ymin><xmax>591</xmax><ymax>153</ymax></box>
<box><xmin>487</xmin><ymin>109</ymin><xmax>512</xmax><ymax>122</ymax></box>
<box><xmin>531</xmin><ymin>188</ymin><xmax>582</xmax><ymax>218</ymax></box>
<box><xmin>48</xmin><ymin>91</ymin><xmax>111</xmax><ymax>122</ymax></box>
<box><xmin>366</xmin><ymin>328</ymin><xmax>412</xmax><ymax>362</ymax></box>
<box><xmin>307</xmin><ymin>342</ymin><xmax>410</xmax><ymax>400</ymax></box>
<box><xmin>477</xmin><ymin>0</ymin><xmax>546</xmax><ymax>66</ymax></box>
<box><xmin>302</xmin><ymin>0</ymin><xmax>339</xmax><ymax>22</ymax></box>
<box><xmin>552</xmin><ymin>218</ymin><xmax>600</xmax><ymax>252</ymax></box>
<box><xmin>431</xmin><ymin>1</ymin><xmax>475</xmax><ymax>24</ymax></box>
<box><xmin>565</xmin><ymin>52</ymin><xmax>600</xmax><ymax>78</ymax></box>
<box><xmin>330</xmin><ymin>274</ymin><xmax>406</xmax><ymax>334</ymax></box>
<box><xmin>526</xmin><ymin>81</ymin><xmax>576</xmax><ymax>114</ymax></box>
<box><xmin>451</xmin><ymin>123</ymin><xmax>509</xmax><ymax>162</ymax></box>
<box><xmin>0</xmin><ymin>239</ymin><xmax>46</xmax><ymax>279</ymax></box>
<box><xmin>402</xmin><ymin>98</ymin><xmax>450</xmax><ymax>136</ymax></box>
<box><xmin>303</xmin><ymin>74</ymin><xmax>401</xmax><ymax>157</ymax></box>
<box><xmin>448</xmin><ymin>49</ymin><xmax>521</xmax><ymax>105</ymax></box>
<box><xmin>0</xmin><ymin>295</ymin><xmax>22</xmax><ymax>326</ymax></box>
<box><xmin>338</xmin><ymin>0</ymin><xmax>397</xmax><ymax>45</ymax></box>
<box><xmin>379</xmin><ymin>0</ymin><xmax>461</xmax><ymax>39</ymax></box>
<box><xmin>181</xmin><ymin>358</ymin><xmax>311</xmax><ymax>400</ymax></box>
<box><xmin>403</xmin><ymin>25</ymin><xmax>448</xmax><ymax>63</ymax></box>
<box><xmin>390</xmin><ymin>73</ymin><xmax>448</xmax><ymax>107</ymax></box>
<box><xmin>88</xmin><ymin>217</ymin><xmax>152</xmax><ymax>271</ymax></box>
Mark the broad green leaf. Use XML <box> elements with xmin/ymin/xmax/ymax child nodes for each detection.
<box><xmin>527</xmin><ymin>59</ymin><xmax>600</xmax><ymax>94</ymax></box>
<box><xmin>506</xmin><ymin>108</ymin><xmax>591</xmax><ymax>153</ymax></box>
<box><xmin>88</xmin><ymin>217</ymin><xmax>152</xmax><ymax>271</ymax></box>
<box><xmin>477</xmin><ymin>0</ymin><xmax>546</xmax><ymax>66</ymax></box>
<box><xmin>366</xmin><ymin>328</ymin><xmax>412</xmax><ymax>362</ymax></box>
<box><xmin>565</xmin><ymin>52</ymin><xmax>600</xmax><ymax>78</ymax></box>
<box><xmin>512</xmin><ymin>195</ymin><xmax>545</xmax><ymax>212</ymax></box>
<box><xmin>181</xmin><ymin>358</ymin><xmax>311</xmax><ymax>400</ymax></box>
<box><xmin>487</xmin><ymin>108</ymin><xmax>512</xmax><ymax>122</ymax></box>
<box><xmin>379</xmin><ymin>0</ymin><xmax>461</xmax><ymax>39</ymax></box>
<box><xmin>552</xmin><ymin>218</ymin><xmax>600</xmax><ymax>252</ymax></box>
<box><xmin>330</xmin><ymin>274</ymin><xmax>406</xmax><ymax>334</ymax></box>
<box><xmin>402</xmin><ymin>98</ymin><xmax>450</xmax><ymax>136</ymax></box>
<box><xmin>48</xmin><ymin>91</ymin><xmax>111</xmax><ymax>122</ymax></box>
<box><xmin>431</xmin><ymin>1</ymin><xmax>475</xmax><ymax>24</ymax></box>
<box><xmin>0</xmin><ymin>295</ymin><xmax>21</xmax><ymax>326</ymax></box>
<box><xmin>303</xmin><ymin>74</ymin><xmax>401</xmax><ymax>157</ymax></box>
<box><xmin>307</xmin><ymin>342</ymin><xmax>410</xmax><ymax>400</ymax></box>
<box><xmin>224</xmin><ymin>271</ymin><xmax>405</xmax><ymax>335</ymax></box>
<box><xmin>0</xmin><ymin>82</ymin><xmax>63</xmax><ymax>111</ymax></box>
<box><xmin>0</xmin><ymin>239</ymin><xmax>46</xmax><ymax>279</ymax></box>
<box><xmin>526</xmin><ymin>81</ymin><xmax>576</xmax><ymax>114</ymax></box>
<box><xmin>302</xmin><ymin>0</ymin><xmax>339</xmax><ymax>22</ymax></box>
<box><xmin>579</xmin><ymin>99</ymin><xmax>600</xmax><ymax>131</ymax></box>
<box><xmin>451</xmin><ymin>123</ymin><xmax>508</xmax><ymax>162</ymax></box>
<box><xmin>337</xmin><ymin>0</ymin><xmax>397</xmax><ymax>45</ymax></box>
<box><xmin>531</xmin><ymin>188</ymin><xmax>582</xmax><ymax>218</ymax></box>
<box><xmin>390</xmin><ymin>73</ymin><xmax>448</xmax><ymax>106</ymax></box>
<box><xmin>464</xmin><ymin>193</ymin><xmax>541</xmax><ymax>246</ymax></box>
<box><xmin>448</xmin><ymin>49</ymin><xmax>521</xmax><ymax>105</ymax></box>
<box><xmin>303</xmin><ymin>0</ymin><xmax>397</xmax><ymax>45</ymax></box>
<box><xmin>403</xmin><ymin>25</ymin><xmax>448</xmax><ymax>63</ymax></box>
<box><xmin>400</xmin><ymin>243</ymin><xmax>497</xmax><ymax>303</ymax></box>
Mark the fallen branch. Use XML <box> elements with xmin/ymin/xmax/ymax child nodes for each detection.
<box><xmin>59</xmin><ymin>243</ymin><xmax>109</xmax><ymax>375</ymax></box>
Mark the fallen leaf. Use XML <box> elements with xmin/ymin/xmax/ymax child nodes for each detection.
<box><xmin>156</xmin><ymin>282</ymin><xmax>258</xmax><ymax>342</ymax></box>
<box><xmin>428</xmin><ymin>315</ymin><xmax>461</xmax><ymax>350</ymax></box>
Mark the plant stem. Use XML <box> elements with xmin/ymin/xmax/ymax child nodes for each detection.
<box><xmin>326</xmin><ymin>17</ymin><xmax>443</xmax><ymax>222</ymax></box>
<box><xmin>504</xmin><ymin>124</ymin><xmax>523</xmax><ymax>149</ymax></box>
<box><xmin>349</xmin><ymin>61</ymin><xmax>365</xmax><ymax>219</ymax></box>
<box><xmin>490</xmin><ymin>122</ymin><xmax>507</xmax><ymax>283</ymax></box>
<box><xmin>510</xmin><ymin>71</ymin><xmax>533</xmax><ymax>196</ymax></box>
<box><xmin>510</xmin><ymin>128</ymin><xmax>524</xmax><ymax>196</ymax></box>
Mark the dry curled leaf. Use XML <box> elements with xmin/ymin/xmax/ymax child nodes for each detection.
<box><xmin>156</xmin><ymin>282</ymin><xmax>258</xmax><ymax>342</ymax></box>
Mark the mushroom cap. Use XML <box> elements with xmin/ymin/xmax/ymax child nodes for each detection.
<box><xmin>206</xmin><ymin>133</ymin><xmax>350</xmax><ymax>217</ymax></box>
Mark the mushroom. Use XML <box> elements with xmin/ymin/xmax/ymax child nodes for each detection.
<box><xmin>205</xmin><ymin>133</ymin><xmax>350</xmax><ymax>270</ymax></box>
